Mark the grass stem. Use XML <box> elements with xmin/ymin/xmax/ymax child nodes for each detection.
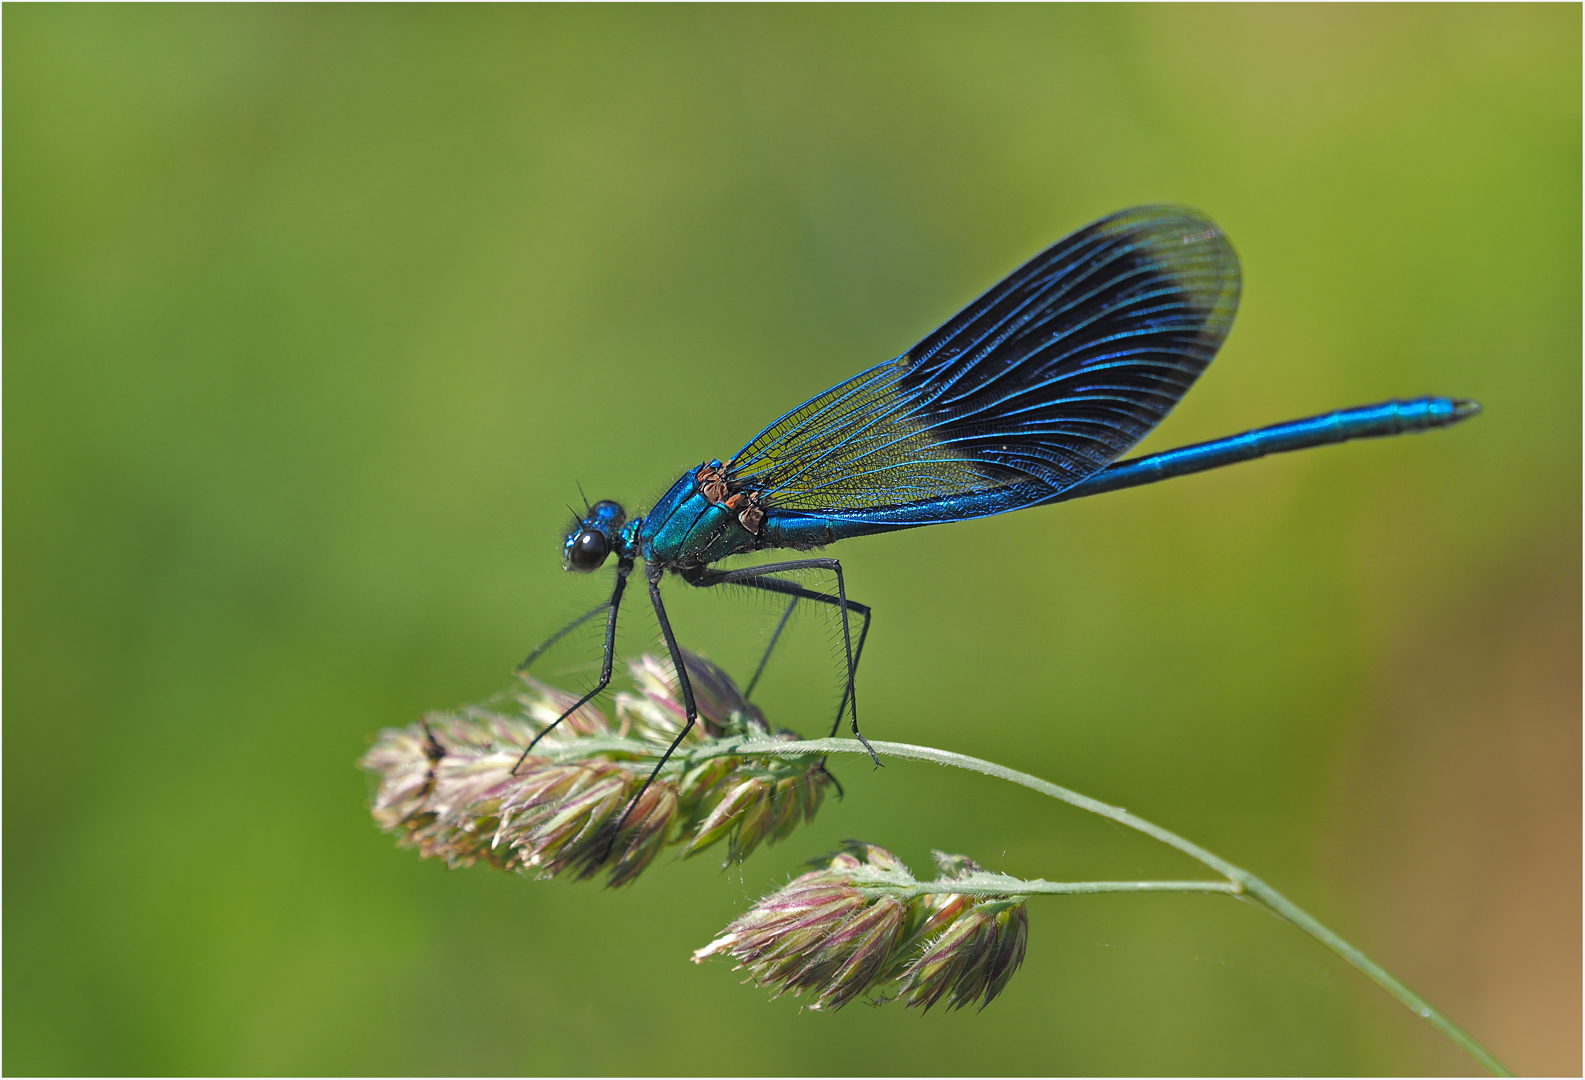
<box><xmin>706</xmin><ymin>736</ymin><xmax>1512</xmax><ymax>1077</ymax></box>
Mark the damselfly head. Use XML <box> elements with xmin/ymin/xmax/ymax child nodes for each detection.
<box><xmin>563</xmin><ymin>499</ymin><xmax>626</xmax><ymax>572</ymax></box>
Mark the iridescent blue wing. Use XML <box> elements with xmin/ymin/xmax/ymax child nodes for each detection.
<box><xmin>728</xmin><ymin>206</ymin><xmax>1240</xmax><ymax>523</ymax></box>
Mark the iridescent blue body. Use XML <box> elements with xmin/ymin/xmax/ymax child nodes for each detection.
<box><xmin>634</xmin><ymin>467</ymin><xmax>753</xmax><ymax>567</ymax></box>
<box><xmin>620</xmin><ymin>395</ymin><xmax>1476</xmax><ymax>565</ymax></box>
<box><xmin>521</xmin><ymin>205</ymin><xmax>1481</xmax><ymax>848</ymax></box>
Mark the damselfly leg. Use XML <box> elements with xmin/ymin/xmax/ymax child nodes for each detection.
<box><xmin>603</xmin><ymin>562</ymin><xmax>863</xmax><ymax>852</ymax></box>
<box><xmin>588</xmin><ymin>565</ymin><xmax>703</xmax><ymax>858</ymax></box>
<box><xmin>684</xmin><ymin>559</ymin><xmax>877</xmax><ymax>763</ymax></box>
<box><xmin>512</xmin><ymin>558</ymin><xmax>633</xmax><ymax>774</ymax></box>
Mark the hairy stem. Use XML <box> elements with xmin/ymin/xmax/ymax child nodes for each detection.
<box><xmin>702</xmin><ymin>735</ymin><xmax>1511</xmax><ymax>1077</ymax></box>
<box><xmin>857</xmin><ymin>878</ymin><xmax>1243</xmax><ymax>901</ymax></box>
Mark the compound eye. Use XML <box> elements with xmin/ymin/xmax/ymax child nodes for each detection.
<box><xmin>566</xmin><ymin>529</ymin><xmax>610</xmax><ymax>572</ymax></box>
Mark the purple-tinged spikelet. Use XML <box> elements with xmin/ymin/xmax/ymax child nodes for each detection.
<box><xmin>694</xmin><ymin>845</ymin><xmax>1030</xmax><ymax>1012</ymax></box>
<box><xmin>360</xmin><ymin>650</ymin><xmax>830</xmax><ymax>887</ymax></box>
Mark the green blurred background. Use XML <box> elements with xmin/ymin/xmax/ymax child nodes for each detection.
<box><xmin>6</xmin><ymin>5</ymin><xmax>1579</xmax><ymax>1075</ymax></box>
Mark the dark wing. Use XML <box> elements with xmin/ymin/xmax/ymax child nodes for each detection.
<box><xmin>727</xmin><ymin>206</ymin><xmax>1240</xmax><ymax>522</ymax></box>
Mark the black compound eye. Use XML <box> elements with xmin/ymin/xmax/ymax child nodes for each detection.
<box><xmin>566</xmin><ymin>529</ymin><xmax>610</xmax><ymax>572</ymax></box>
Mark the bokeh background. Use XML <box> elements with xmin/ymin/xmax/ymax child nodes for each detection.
<box><xmin>6</xmin><ymin>5</ymin><xmax>1579</xmax><ymax>1076</ymax></box>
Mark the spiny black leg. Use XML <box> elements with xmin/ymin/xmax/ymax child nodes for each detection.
<box><xmin>512</xmin><ymin>557</ymin><xmax>632</xmax><ymax>774</ymax></box>
<box><xmin>684</xmin><ymin>567</ymin><xmax>873</xmax><ymax>778</ymax></box>
<box><xmin>830</xmin><ymin>601</ymin><xmax>872</xmax><ymax>739</ymax></box>
<box><xmin>601</xmin><ymin>566</ymin><xmax>700</xmax><ymax>854</ymax></box>
<box><xmin>682</xmin><ymin>568</ymin><xmax>872</xmax><ymax>726</ymax></box>
<box><xmin>694</xmin><ymin>565</ymin><xmax>871</xmax><ymax>746</ymax></box>
<box><xmin>516</xmin><ymin>600</ymin><xmax>610</xmax><ymax>673</ymax></box>
<box><xmin>645</xmin><ymin>565</ymin><xmax>697</xmax><ymax>721</ymax></box>
<box><xmin>744</xmin><ymin>596</ymin><xmax>798</xmax><ymax>700</ymax></box>
<box><xmin>825</xmin><ymin>559</ymin><xmax>868</xmax><ymax>760</ymax></box>
<box><xmin>686</xmin><ymin>559</ymin><xmax>878</xmax><ymax>766</ymax></box>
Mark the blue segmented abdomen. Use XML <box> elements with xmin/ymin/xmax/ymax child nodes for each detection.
<box><xmin>1048</xmin><ymin>396</ymin><xmax>1479</xmax><ymax>505</ymax></box>
<box><xmin>758</xmin><ymin>397</ymin><xmax>1479</xmax><ymax>546</ymax></box>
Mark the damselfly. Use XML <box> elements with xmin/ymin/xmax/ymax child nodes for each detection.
<box><xmin>516</xmin><ymin>205</ymin><xmax>1479</xmax><ymax>840</ymax></box>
